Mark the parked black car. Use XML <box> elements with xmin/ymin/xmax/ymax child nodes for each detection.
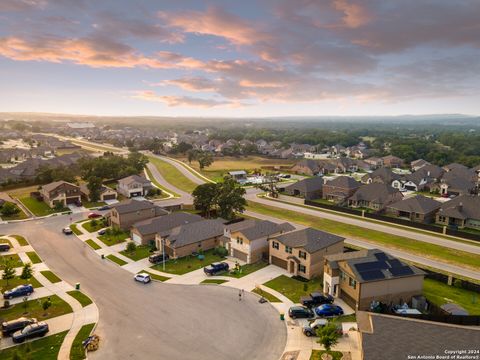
<box><xmin>288</xmin><ymin>306</ymin><xmax>314</xmax><ymax>319</ymax></box>
<box><xmin>204</xmin><ymin>262</ymin><xmax>229</xmax><ymax>275</ymax></box>
<box><xmin>3</xmin><ymin>284</ymin><xmax>34</xmax><ymax>299</ymax></box>
<box><xmin>0</xmin><ymin>243</ymin><xmax>11</xmax><ymax>252</ymax></box>
<box><xmin>300</xmin><ymin>292</ymin><xmax>334</xmax><ymax>308</ymax></box>
<box><xmin>148</xmin><ymin>253</ymin><xmax>169</xmax><ymax>264</ymax></box>
<box><xmin>12</xmin><ymin>322</ymin><xmax>49</xmax><ymax>343</ymax></box>
<box><xmin>2</xmin><ymin>317</ymin><xmax>37</xmax><ymax>336</ymax></box>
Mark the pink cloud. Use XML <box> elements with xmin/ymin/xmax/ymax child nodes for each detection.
<box><xmin>332</xmin><ymin>0</ymin><xmax>372</xmax><ymax>28</ymax></box>
<box><xmin>132</xmin><ymin>91</ymin><xmax>234</xmax><ymax>108</ymax></box>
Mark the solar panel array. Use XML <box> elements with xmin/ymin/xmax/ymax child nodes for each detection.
<box><xmin>353</xmin><ymin>252</ymin><xmax>415</xmax><ymax>281</ymax></box>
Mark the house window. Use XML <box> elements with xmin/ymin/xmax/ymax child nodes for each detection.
<box><xmin>236</xmin><ymin>237</ymin><xmax>243</xmax><ymax>245</ymax></box>
<box><xmin>348</xmin><ymin>277</ymin><xmax>357</xmax><ymax>289</ymax></box>
<box><xmin>298</xmin><ymin>264</ymin><xmax>306</xmax><ymax>273</ymax></box>
<box><xmin>438</xmin><ymin>216</ymin><xmax>446</xmax><ymax>222</ymax></box>
<box><xmin>299</xmin><ymin>251</ymin><xmax>307</xmax><ymax>259</ymax></box>
<box><xmin>272</xmin><ymin>241</ymin><xmax>279</xmax><ymax>249</ymax></box>
<box><xmin>285</xmin><ymin>246</ymin><xmax>292</xmax><ymax>254</ymax></box>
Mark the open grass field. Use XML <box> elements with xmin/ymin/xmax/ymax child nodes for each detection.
<box><xmin>247</xmin><ymin>201</ymin><xmax>480</xmax><ymax>272</ymax></box>
<box><xmin>148</xmin><ymin>156</ymin><xmax>198</xmax><ymax>193</ymax></box>
<box><xmin>423</xmin><ymin>278</ymin><xmax>480</xmax><ymax>314</ymax></box>
<box><xmin>70</xmin><ymin>323</ymin><xmax>95</xmax><ymax>360</ymax></box>
<box><xmin>264</xmin><ymin>275</ymin><xmax>322</xmax><ymax>303</ymax></box>
<box><xmin>0</xmin><ymin>330</ymin><xmax>68</xmax><ymax>360</ymax></box>
<box><xmin>0</xmin><ymin>294</ymin><xmax>73</xmax><ymax>322</ymax></box>
<box><xmin>144</xmin><ymin>166</ymin><xmax>177</xmax><ymax>197</ymax></box>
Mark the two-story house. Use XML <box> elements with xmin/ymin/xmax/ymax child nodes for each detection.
<box><xmin>80</xmin><ymin>184</ymin><xmax>118</xmax><ymax>203</ymax></box>
<box><xmin>107</xmin><ymin>199</ymin><xmax>168</xmax><ymax>230</ymax></box>
<box><xmin>40</xmin><ymin>181</ymin><xmax>82</xmax><ymax>208</ymax></box>
<box><xmin>322</xmin><ymin>176</ymin><xmax>361</xmax><ymax>204</ymax></box>
<box><xmin>116</xmin><ymin>175</ymin><xmax>152</xmax><ymax>198</ymax></box>
<box><xmin>268</xmin><ymin>228</ymin><xmax>345</xmax><ymax>279</ymax></box>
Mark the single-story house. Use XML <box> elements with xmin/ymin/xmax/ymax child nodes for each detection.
<box><xmin>117</xmin><ymin>175</ymin><xmax>152</xmax><ymax>198</ymax></box>
<box><xmin>386</xmin><ymin>195</ymin><xmax>441</xmax><ymax>223</ymax></box>
<box><xmin>107</xmin><ymin>199</ymin><xmax>168</xmax><ymax>230</ymax></box>
<box><xmin>283</xmin><ymin>177</ymin><xmax>324</xmax><ymax>200</ymax></box>
<box><xmin>435</xmin><ymin>195</ymin><xmax>480</xmax><ymax>229</ymax></box>
<box><xmin>268</xmin><ymin>227</ymin><xmax>345</xmax><ymax>279</ymax></box>
<box><xmin>40</xmin><ymin>181</ymin><xmax>82</xmax><ymax>208</ymax></box>
<box><xmin>348</xmin><ymin>183</ymin><xmax>403</xmax><ymax>211</ymax></box>
<box><xmin>362</xmin><ymin>167</ymin><xmax>401</xmax><ymax>185</ymax></box>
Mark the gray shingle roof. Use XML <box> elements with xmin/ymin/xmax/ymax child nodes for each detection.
<box><xmin>118</xmin><ymin>175</ymin><xmax>151</xmax><ymax>186</ymax></box>
<box><xmin>324</xmin><ymin>176</ymin><xmax>360</xmax><ymax>189</ymax></box>
<box><xmin>349</xmin><ymin>183</ymin><xmax>402</xmax><ymax>203</ymax></box>
<box><xmin>437</xmin><ymin>195</ymin><xmax>480</xmax><ymax>220</ymax></box>
<box><xmin>387</xmin><ymin>195</ymin><xmax>441</xmax><ymax>214</ymax></box>
<box><xmin>284</xmin><ymin>177</ymin><xmax>323</xmax><ymax>193</ymax></box>
<box><xmin>273</xmin><ymin>227</ymin><xmax>344</xmax><ymax>253</ymax></box>
<box><xmin>111</xmin><ymin>199</ymin><xmax>166</xmax><ymax>215</ymax></box>
<box><xmin>361</xmin><ymin>167</ymin><xmax>401</xmax><ymax>183</ymax></box>
<box><xmin>238</xmin><ymin>220</ymin><xmax>295</xmax><ymax>240</ymax></box>
<box><xmin>161</xmin><ymin>219</ymin><xmax>225</xmax><ymax>248</ymax></box>
<box><xmin>132</xmin><ymin>212</ymin><xmax>203</xmax><ymax>236</ymax></box>
<box><xmin>42</xmin><ymin>180</ymin><xmax>78</xmax><ymax>192</ymax></box>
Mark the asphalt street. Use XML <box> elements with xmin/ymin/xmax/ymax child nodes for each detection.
<box><xmin>0</xmin><ymin>215</ymin><xmax>287</xmax><ymax>360</ymax></box>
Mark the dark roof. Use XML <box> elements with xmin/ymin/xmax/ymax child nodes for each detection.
<box><xmin>415</xmin><ymin>164</ymin><xmax>444</xmax><ymax>179</ymax></box>
<box><xmin>361</xmin><ymin>167</ymin><xmax>401</xmax><ymax>183</ymax></box>
<box><xmin>349</xmin><ymin>183</ymin><xmax>402</xmax><ymax>203</ymax></box>
<box><xmin>324</xmin><ymin>176</ymin><xmax>360</xmax><ymax>189</ymax></box>
<box><xmin>111</xmin><ymin>199</ymin><xmax>167</xmax><ymax>215</ymax></box>
<box><xmin>132</xmin><ymin>212</ymin><xmax>203</xmax><ymax>236</ymax></box>
<box><xmin>410</xmin><ymin>159</ymin><xmax>430</xmax><ymax>168</ymax></box>
<box><xmin>360</xmin><ymin>312</ymin><xmax>480</xmax><ymax>360</ymax></box>
<box><xmin>273</xmin><ymin>227</ymin><xmax>344</xmax><ymax>253</ymax></box>
<box><xmin>387</xmin><ymin>195</ymin><xmax>441</xmax><ymax>214</ymax></box>
<box><xmin>238</xmin><ymin>220</ymin><xmax>295</xmax><ymax>240</ymax></box>
<box><xmin>346</xmin><ymin>249</ymin><xmax>424</xmax><ymax>283</ymax></box>
<box><xmin>443</xmin><ymin>163</ymin><xmax>469</xmax><ymax>172</ymax></box>
<box><xmin>284</xmin><ymin>177</ymin><xmax>323</xmax><ymax>193</ymax></box>
<box><xmin>118</xmin><ymin>175</ymin><xmax>151</xmax><ymax>185</ymax></box>
<box><xmin>42</xmin><ymin>180</ymin><xmax>78</xmax><ymax>192</ymax></box>
<box><xmin>161</xmin><ymin>219</ymin><xmax>225</xmax><ymax>248</ymax></box>
<box><xmin>437</xmin><ymin>195</ymin><xmax>480</xmax><ymax>220</ymax></box>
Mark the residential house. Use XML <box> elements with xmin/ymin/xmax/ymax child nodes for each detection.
<box><xmin>364</xmin><ymin>157</ymin><xmax>383</xmax><ymax>170</ymax></box>
<box><xmin>322</xmin><ymin>176</ymin><xmax>361</xmax><ymax>203</ymax></box>
<box><xmin>329</xmin><ymin>144</ymin><xmax>346</xmax><ymax>158</ymax></box>
<box><xmin>437</xmin><ymin>173</ymin><xmax>476</xmax><ymax>197</ymax></box>
<box><xmin>362</xmin><ymin>167</ymin><xmax>401</xmax><ymax>185</ymax></box>
<box><xmin>283</xmin><ymin>177</ymin><xmax>323</xmax><ymax>200</ymax></box>
<box><xmin>291</xmin><ymin>159</ymin><xmax>323</xmax><ymax>176</ymax></box>
<box><xmin>386</xmin><ymin>195</ymin><xmax>441</xmax><ymax>223</ymax></box>
<box><xmin>229</xmin><ymin>220</ymin><xmax>294</xmax><ymax>263</ymax></box>
<box><xmin>117</xmin><ymin>175</ymin><xmax>152</xmax><ymax>198</ymax></box>
<box><xmin>358</xmin><ymin>311</ymin><xmax>480</xmax><ymax>360</ymax></box>
<box><xmin>435</xmin><ymin>195</ymin><xmax>480</xmax><ymax>229</ymax></box>
<box><xmin>130</xmin><ymin>212</ymin><xmax>203</xmax><ymax>245</ymax></box>
<box><xmin>79</xmin><ymin>184</ymin><xmax>118</xmax><ymax>202</ymax></box>
<box><xmin>410</xmin><ymin>159</ymin><xmax>430</xmax><ymax>171</ymax></box>
<box><xmin>40</xmin><ymin>181</ymin><xmax>82</xmax><ymax>208</ymax></box>
<box><xmin>268</xmin><ymin>228</ymin><xmax>345</xmax><ymax>279</ymax></box>
<box><xmin>348</xmin><ymin>183</ymin><xmax>403</xmax><ymax>211</ymax></box>
<box><xmin>381</xmin><ymin>155</ymin><xmax>404</xmax><ymax>168</ymax></box>
<box><xmin>156</xmin><ymin>219</ymin><xmax>227</xmax><ymax>258</ymax></box>
<box><xmin>443</xmin><ymin>163</ymin><xmax>469</xmax><ymax>172</ymax></box>
<box><xmin>323</xmin><ymin>249</ymin><xmax>424</xmax><ymax>310</ymax></box>
<box><xmin>107</xmin><ymin>199</ymin><xmax>168</xmax><ymax>230</ymax></box>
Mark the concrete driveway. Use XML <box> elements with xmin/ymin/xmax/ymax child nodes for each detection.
<box><xmin>0</xmin><ymin>214</ymin><xmax>287</xmax><ymax>360</ymax></box>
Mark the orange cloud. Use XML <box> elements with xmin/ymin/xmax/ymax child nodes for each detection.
<box><xmin>332</xmin><ymin>0</ymin><xmax>372</xmax><ymax>28</ymax></box>
<box><xmin>132</xmin><ymin>91</ymin><xmax>233</xmax><ymax>108</ymax></box>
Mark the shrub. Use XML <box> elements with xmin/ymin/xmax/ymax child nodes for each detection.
<box><xmin>126</xmin><ymin>241</ymin><xmax>137</xmax><ymax>253</ymax></box>
<box><xmin>90</xmin><ymin>219</ymin><xmax>98</xmax><ymax>227</ymax></box>
<box><xmin>214</xmin><ymin>246</ymin><xmax>228</xmax><ymax>257</ymax></box>
<box><xmin>3</xmin><ymin>300</ymin><xmax>10</xmax><ymax>308</ymax></box>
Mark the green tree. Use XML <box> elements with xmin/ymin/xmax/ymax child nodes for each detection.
<box><xmin>126</xmin><ymin>241</ymin><xmax>137</xmax><ymax>253</ymax></box>
<box><xmin>2</xmin><ymin>259</ymin><xmax>16</xmax><ymax>286</ymax></box>
<box><xmin>1</xmin><ymin>202</ymin><xmax>20</xmax><ymax>216</ymax></box>
<box><xmin>42</xmin><ymin>297</ymin><xmax>52</xmax><ymax>315</ymax></box>
<box><xmin>216</xmin><ymin>178</ymin><xmax>246</xmax><ymax>220</ymax></box>
<box><xmin>317</xmin><ymin>323</ymin><xmax>341</xmax><ymax>355</ymax></box>
<box><xmin>20</xmin><ymin>263</ymin><xmax>33</xmax><ymax>281</ymax></box>
<box><xmin>197</xmin><ymin>152</ymin><xmax>213</xmax><ymax>170</ymax></box>
<box><xmin>192</xmin><ymin>183</ymin><xmax>219</xmax><ymax>218</ymax></box>
<box><xmin>187</xmin><ymin>149</ymin><xmax>197</xmax><ymax>164</ymax></box>
<box><xmin>87</xmin><ymin>176</ymin><xmax>103</xmax><ymax>202</ymax></box>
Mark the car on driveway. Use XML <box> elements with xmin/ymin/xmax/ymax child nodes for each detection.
<box><xmin>288</xmin><ymin>306</ymin><xmax>314</xmax><ymax>319</ymax></box>
<box><xmin>98</xmin><ymin>205</ymin><xmax>111</xmax><ymax>211</ymax></box>
<box><xmin>62</xmin><ymin>227</ymin><xmax>73</xmax><ymax>235</ymax></box>
<box><xmin>12</xmin><ymin>322</ymin><xmax>49</xmax><ymax>343</ymax></box>
<box><xmin>88</xmin><ymin>212</ymin><xmax>102</xmax><ymax>219</ymax></box>
<box><xmin>300</xmin><ymin>292</ymin><xmax>334</xmax><ymax>308</ymax></box>
<box><xmin>315</xmin><ymin>304</ymin><xmax>344</xmax><ymax>317</ymax></box>
<box><xmin>204</xmin><ymin>262</ymin><xmax>229</xmax><ymax>275</ymax></box>
<box><xmin>3</xmin><ymin>284</ymin><xmax>34</xmax><ymax>299</ymax></box>
<box><xmin>302</xmin><ymin>318</ymin><xmax>328</xmax><ymax>336</ymax></box>
<box><xmin>0</xmin><ymin>243</ymin><xmax>10</xmax><ymax>252</ymax></box>
<box><xmin>97</xmin><ymin>229</ymin><xmax>107</xmax><ymax>236</ymax></box>
<box><xmin>2</xmin><ymin>317</ymin><xmax>37</xmax><ymax>337</ymax></box>
<box><xmin>134</xmin><ymin>273</ymin><xmax>151</xmax><ymax>284</ymax></box>
<box><xmin>148</xmin><ymin>253</ymin><xmax>169</xmax><ymax>264</ymax></box>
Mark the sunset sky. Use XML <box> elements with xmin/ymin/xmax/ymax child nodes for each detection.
<box><xmin>0</xmin><ymin>0</ymin><xmax>479</xmax><ymax>117</ymax></box>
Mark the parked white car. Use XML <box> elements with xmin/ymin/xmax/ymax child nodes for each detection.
<box><xmin>134</xmin><ymin>273</ymin><xmax>151</xmax><ymax>284</ymax></box>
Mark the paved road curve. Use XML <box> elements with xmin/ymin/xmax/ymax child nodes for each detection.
<box><xmin>0</xmin><ymin>216</ymin><xmax>286</xmax><ymax>360</ymax></box>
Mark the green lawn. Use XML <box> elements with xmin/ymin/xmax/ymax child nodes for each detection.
<box><xmin>201</xmin><ymin>279</ymin><xmax>229</xmax><ymax>285</ymax></box>
<box><xmin>70</xmin><ymin>323</ymin><xmax>96</xmax><ymax>360</ymax></box>
<box><xmin>41</xmin><ymin>270</ymin><xmax>62</xmax><ymax>283</ymax></box>
<box><xmin>252</xmin><ymin>287</ymin><xmax>281</xmax><ymax>302</ymax></box>
<box><xmin>19</xmin><ymin>197</ymin><xmax>67</xmax><ymax>216</ymax></box>
<box><xmin>335</xmin><ymin>314</ymin><xmax>357</xmax><ymax>323</ymax></box>
<box><xmin>26</xmin><ymin>251</ymin><xmax>42</xmax><ymax>264</ymax></box>
<box><xmin>0</xmin><ymin>276</ymin><xmax>43</xmax><ymax>292</ymax></box>
<box><xmin>310</xmin><ymin>350</ymin><xmax>343</xmax><ymax>360</ymax></box>
<box><xmin>144</xmin><ymin>166</ymin><xmax>176</xmax><ymax>198</ymax></box>
<box><xmin>83</xmin><ymin>201</ymin><xmax>106</xmax><ymax>209</ymax></box>
<box><xmin>150</xmin><ymin>249</ymin><xmax>225</xmax><ymax>275</ymax></box>
<box><xmin>0</xmin><ymin>253</ymin><xmax>23</xmax><ymax>269</ymax></box>
<box><xmin>148</xmin><ymin>156</ymin><xmax>198</xmax><ymax>193</ymax></box>
<box><xmin>98</xmin><ymin>230</ymin><xmax>129</xmax><ymax>246</ymax></box>
<box><xmin>85</xmin><ymin>239</ymin><xmax>101</xmax><ymax>250</ymax></box>
<box><xmin>423</xmin><ymin>278</ymin><xmax>480</xmax><ymax>315</ymax></box>
<box><xmin>106</xmin><ymin>254</ymin><xmax>128</xmax><ymax>266</ymax></box>
<box><xmin>82</xmin><ymin>219</ymin><xmax>105</xmax><ymax>233</ymax></box>
<box><xmin>264</xmin><ymin>275</ymin><xmax>322</xmax><ymax>303</ymax></box>
<box><xmin>11</xmin><ymin>234</ymin><xmax>28</xmax><ymax>246</ymax></box>
<box><xmin>0</xmin><ymin>330</ymin><xmax>68</xmax><ymax>360</ymax></box>
<box><xmin>226</xmin><ymin>261</ymin><xmax>269</xmax><ymax>278</ymax></box>
<box><xmin>139</xmin><ymin>271</ymin><xmax>170</xmax><ymax>282</ymax></box>
<box><xmin>0</xmin><ymin>294</ymin><xmax>73</xmax><ymax>322</ymax></box>
<box><xmin>67</xmin><ymin>290</ymin><xmax>93</xmax><ymax>307</ymax></box>
<box><xmin>0</xmin><ymin>238</ymin><xmax>12</xmax><ymax>246</ymax></box>
<box><xmin>247</xmin><ymin>201</ymin><xmax>480</xmax><ymax>271</ymax></box>
<box><xmin>120</xmin><ymin>245</ymin><xmax>152</xmax><ymax>261</ymax></box>
<box><xmin>1</xmin><ymin>206</ymin><xmax>29</xmax><ymax>220</ymax></box>
<box><xmin>70</xmin><ymin>224</ymin><xmax>83</xmax><ymax>236</ymax></box>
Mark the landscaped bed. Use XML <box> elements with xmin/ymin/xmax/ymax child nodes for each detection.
<box><xmin>0</xmin><ymin>330</ymin><xmax>68</xmax><ymax>360</ymax></box>
<box><xmin>201</xmin><ymin>279</ymin><xmax>229</xmax><ymax>285</ymax></box>
<box><xmin>0</xmin><ymin>294</ymin><xmax>73</xmax><ymax>322</ymax></box>
<box><xmin>0</xmin><ymin>275</ymin><xmax>43</xmax><ymax>291</ymax></box>
<box><xmin>70</xmin><ymin>323</ymin><xmax>96</xmax><ymax>360</ymax></box>
<box><xmin>85</xmin><ymin>239</ymin><xmax>101</xmax><ymax>250</ymax></box>
<box><xmin>0</xmin><ymin>253</ymin><xmax>23</xmax><ymax>269</ymax></box>
<box><xmin>67</xmin><ymin>290</ymin><xmax>93</xmax><ymax>307</ymax></box>
<box><xmin>41</xmin><ymin>270</ymin><xmax>62</xmax><ymax>283</ymax></box>
<box><xmin>151</xmin><ymin>249</ymin><xmax>225</xmax><ymax>275</ymax></box>
<box><xmin>264</xmin><ymin>275</ymin><xmax>322</xmax><ymax>303</ymax></box>
<box><xmin>26</xmin><ymin>251</ymin><xmax>42</xmax><ymax>264</ymax></box>
<box><xmin>310</xmin><ymin>350</ymin><xmax>343</xmax><ymax>360</ymax></box>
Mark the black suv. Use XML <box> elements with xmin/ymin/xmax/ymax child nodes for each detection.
<box><xmin>0</xmin><ymin>243</ymin><xmax>10</xmax><ymax>252</ymax></box>
<box><xmin>2</xmin><ymin>317</ymin><xmax>37</xmax><ymax>336</ymax></box>
<box><xmin>300</xmin><ymin>292</ymin><xmax>334</xmax><ymax>308</ymax></box>
<box><xmin>12</xmin><ymin>322</ymin><xmax>49</xmax><ymax>343</ymax></box>
<box><xmin>148</xmin><ymin>253</ymin><xmax>169</xmax><ymax>264</ymax></box>
<box><xmin>288</xmin><ymin>306</ymin><xmax>314</xmax><ymax>319</ymax></box>
<box><xmin>204</xmin><ymin>262</ymin><xmax>229</xmax><ymax>275</ymax></box>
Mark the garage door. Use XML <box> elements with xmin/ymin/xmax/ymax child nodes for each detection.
<box><xmin>131</xmin><ymin>232</ymin><xmax>142</xmax><ymax>245</ymax></box>
<box><xmin>66</xmin><ymin>197</ymin><xmax>79</xmax><ymax>204</ymax></box>
<box><xmin>233</xmin><ymin>249</ymin><xmax>248</xmax><ymax>262</ymax></box>
<box><xmin>130</xmin><ymin>192</ymin><xmax>142</xmax><ymax>197</ymax></box>
<box><xmin>271</xmin><ymin>256</ymin><xmax>288</xmax><ymax>270</ymax></box>
<box><xmin>103</xmin><ymin>194</ymin><xmax>116</xmax><ymax>200</ymax></box>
